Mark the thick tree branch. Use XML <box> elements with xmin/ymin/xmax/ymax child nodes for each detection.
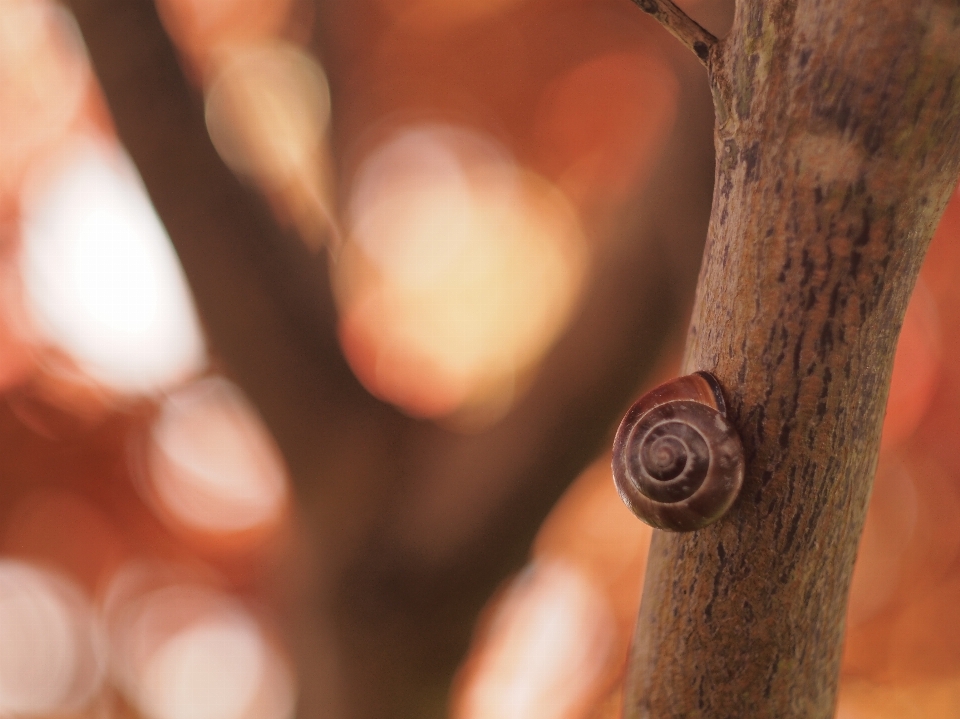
<box><xmin>624</xmin><ymin>1</ymin><xmax>960</xmax><ymax>716</ymax></box>
<box><xmin>629</xmin><ymin>0</ymin><xmax>717</xmax><ymax>66</ymax></box>
<box><xmin>63</xmin><ymin>0</ymin><xmax>372</xmax><ymax>485</ymax></box>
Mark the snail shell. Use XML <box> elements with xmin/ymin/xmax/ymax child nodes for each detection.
<box><xmin>612</xmin><ymin>371</ymin><xmax>744</xmax><ymax>532</ymax></box>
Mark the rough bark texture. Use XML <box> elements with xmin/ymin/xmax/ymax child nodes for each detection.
<box><xmin>625</xmin><ymin>1</ymin><xmax>960</xmax><ymax>717</ymax></box>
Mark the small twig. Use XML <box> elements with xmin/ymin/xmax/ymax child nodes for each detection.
<box><xmin>630</xmin><ymin>0</ymin><xmax>717</xmax><ymax>66</ymax></box>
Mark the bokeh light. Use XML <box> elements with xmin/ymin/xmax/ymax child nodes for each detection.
<box><xmin>204</xmin><ymin>40</ymin><xmax>334</xmax><ymax>248</ymax></box>
<box><xmin>454</xmin><ymin>561</ymin><xmax>616</xmax><ymax>719</ymax></box>
<box><xmin>335</xmin><ymin>123</ymin><xmax>587</xmax><ymax>420</ymax></box>
<box><xmin>0</xmin><ymin>560</ymin><xmax>106</xmax><ymax>715</ymax></box>
<box><xmin>18</xmin><ymin>138</ymin><xmax>207</xmax><ymax>395</ymax></box>
<box><xmin>0</xmin><ymin>0</ymin><xmax>88</xmax><ymax>189</ymax></box>
<box><xmin>205</xmin><ymin>41</ymin><xmax>330</xmax><ymax>188</ymax></box>
<box><xmin>145</xmin><ymin>376</ymin><xmax>289</xmax><ymax>540</ymax></box>
<box><xmin>104</xmin><ymin>565</ymin><xmax>296</xmax><ymax>719</ymax></box>
<box><xmin>533</xmin><ymin>456</ymin><xmax>653</xmax><ymax>630</ymax></box>
<box><xmin>455</xmin><ymin>454</ymin><xmax>653</xmax><ymax>719</ymax></box>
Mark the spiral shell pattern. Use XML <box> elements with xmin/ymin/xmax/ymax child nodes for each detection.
<box><xmin>612</xmin><ymin>371</ymin><xmax>744</xmax><ymax>531</ymax></box>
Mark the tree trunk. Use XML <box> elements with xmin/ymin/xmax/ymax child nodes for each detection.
<box><xmin>625</xmin><ymin>1</ymin><xmax>960</xmax><ymax>716</ymax></box>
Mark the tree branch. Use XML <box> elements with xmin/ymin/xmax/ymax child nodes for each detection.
<box><xmin>623</xmin><ymin>0</ymin><xmax>960</xmax><ymax>716</ymax></box>
<box><xmin>629</xmin><ymin>0</ymin><xmax>717</xmax><ymax>66</ymax></box>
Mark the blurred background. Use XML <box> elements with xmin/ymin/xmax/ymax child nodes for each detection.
<box><xmin>0</xmin><ymin>0</ymin><xmax>958</xmax><ymax>717</ymax></box>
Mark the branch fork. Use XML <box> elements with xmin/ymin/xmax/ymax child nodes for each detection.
<box><xmin>629</xmin><ymin>0</ymin><xmax>717</xmax><ymax>66</ymax></box>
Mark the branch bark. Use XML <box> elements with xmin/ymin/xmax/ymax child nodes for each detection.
<box><xmin>624</xmin><ymin>1</ymin><xmax>960</xmax><ymax>716</ymax></box>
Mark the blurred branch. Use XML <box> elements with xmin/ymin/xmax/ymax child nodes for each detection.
<box><xmin>629</xmin><ymin>0</ymin><xmax>717</xmax><ymax>65</ymax></box>
<box><xmin>624</xmin><ymin>1</ymin><xmax>960</xmax><ymax>716</ymax></box>
<box><xmin>63</xmin><ymin>0</ymin><xmax>715</xmax><ymax>716</ymax></box>
<box><xmin>62</xmin><ymin>0</ymin><xmax>374</xmax><ymax>484</ymax></box>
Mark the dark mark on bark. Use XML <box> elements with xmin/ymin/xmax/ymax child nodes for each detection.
<box><xmin>744</xmin><ymin>142</ymin><xmax>761</xmax><ymax>182</ymax></box>
<box><xmin>764</xmin><ymin>654</ymin><xmax>781</xmax><ymax>699</ymax></box>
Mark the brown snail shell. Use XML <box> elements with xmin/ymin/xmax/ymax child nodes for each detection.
<box><xmin>612</xmin><ymin>371</ymin><xmax>744</xmax><ymax>532</ymax></box>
